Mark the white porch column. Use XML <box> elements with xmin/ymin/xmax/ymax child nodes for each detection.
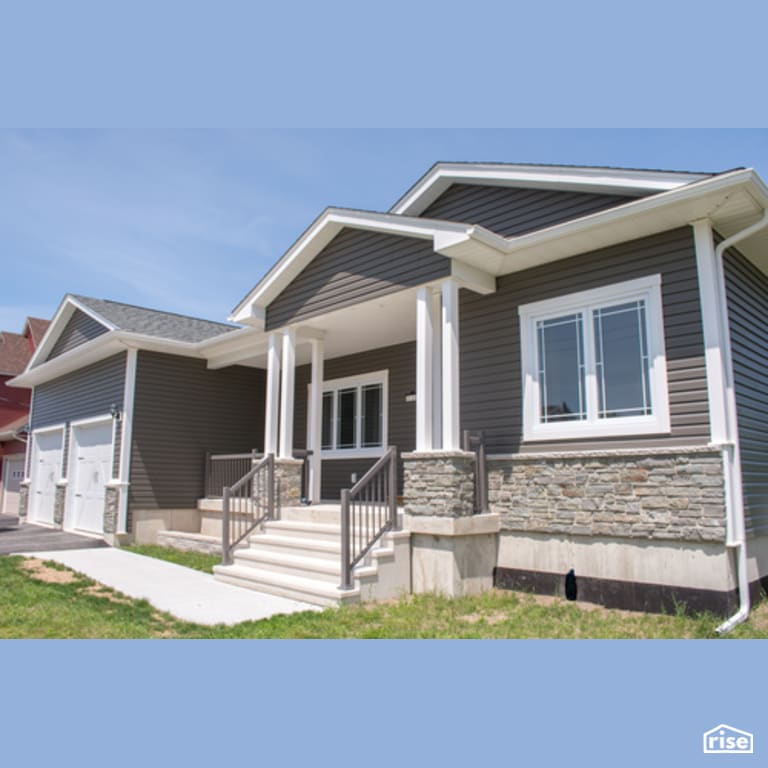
<box><xmin>432</xmin><ymin>289</ymin><xmax>443</xmax><ymax>450</ymax></box>
<box><xmin>308</xmin><ymin>337</ymin><xmax>324</xmax><ymax>502</ymax></box>
<box><xmin>441</xmin><ymin>279</ymin><xmax>461</xmax><ymax>451</ymax></box>
<box><xmin>278</xmin><ymin>328</ymin><xmax>296</xmax><ymax>459</ymax></box>
<box><xmin>264</xmin><ymin>332</ymin><xmax>281</xmax><ymax>455</ymax></box>
<box><xmin>416</xmin><ymin>286</ymin><xmax>436</xmax><ymax>451</ymax></box>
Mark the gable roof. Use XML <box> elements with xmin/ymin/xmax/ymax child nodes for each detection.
<box><xmin>0</xmin><ymin>332</ymin><xmax>32</xmax><ymax>376</ymax></box>
<box><xmin>231</xmin><ymin>164</ymin><xmax>768</xmax><ymax>325</ymax></box>
<box><xmin>24</xmin><ymin>317</ymin><xmax>51</xmax><ymax>347</ymax></box>
<box><xmin>15</xmin><ymin>294</ymin><xmax>241</xmax><ymax>385</ymax></box>
<box><xmin>69</xmin><ymin>295</ymin><xmax>235</xmax><ymax>343</ymax></box>
<box><xmin>390</xmin><ymin>161</ymin><xmax>721</xmax><ymax>216</ymax></box>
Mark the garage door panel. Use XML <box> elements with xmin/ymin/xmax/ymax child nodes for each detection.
<box><xmin>68</xmin><ymin>421</ymin><xmax>113</xmax><ymax>534</ymax></box>
<box><xmin>29</xmin><ymin>431</ymin><xmax>63</xmax><ymax>525</ymax></box>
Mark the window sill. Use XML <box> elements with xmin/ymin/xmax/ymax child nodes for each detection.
<box><xmin>320</xmin><ymin>448</ymin><xmax>386</xmax><ymax>460</ymax></box>
<box><xmin>523</xmin><ymin>415</ymin><xmax>671</xmax><ymax>442</ymax></box>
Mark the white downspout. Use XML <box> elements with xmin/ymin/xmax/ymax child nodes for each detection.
<box><xmin>710</xmin><ymin>210</ymin><xmax>768</xmax><ymax>634</ymax></box>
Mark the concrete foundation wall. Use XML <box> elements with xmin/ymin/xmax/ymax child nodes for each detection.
<box><xmin>130</xmin><ymin>507</ymin><xmax>202</xmax><ymax>545</ymax></box>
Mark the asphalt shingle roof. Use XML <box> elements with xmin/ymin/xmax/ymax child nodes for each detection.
<box><xmin>0</xmin><ymin>332</ymin><xmax>32</xmax><ymax>375</ymax></box>
<box><xmin>70</xmin><ymin>295</ymin><xmax>237</xmax><ymax>343</ymax></box>
<box><xmin>25</xmin><ymin>317</ymin><xmax>50</xmax><ymax>346</ymax></box>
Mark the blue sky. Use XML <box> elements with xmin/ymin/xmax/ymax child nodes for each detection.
<box><xmin>1</xmin><ymin>128</ymin><xmax>766</xmax><ymax>332</ymax></box>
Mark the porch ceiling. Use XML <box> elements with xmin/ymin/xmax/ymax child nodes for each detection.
<box><xmin>219</xmin><ymin>288</ymin><xmax>419</xmax><ymax>369</ymax></box>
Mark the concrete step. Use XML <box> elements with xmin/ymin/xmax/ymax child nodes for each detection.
<box><xmin>261</xmin><ymin>519</ymin><xmax>384</xmax><ymax>544</ymax></box>
<box><xmin>248</xmin><ymin>532</ymin><xmax>341</xmax><ymax>561</ymax></box>
<box><xmin>213</xmin><ymin>563</ymin><xmax>360</xmax><ymax>607</ymax></box>
<box><xmin>233</xmin><ymin>547</ymin><xmax>341</xmax><ymax>583</ymax></box>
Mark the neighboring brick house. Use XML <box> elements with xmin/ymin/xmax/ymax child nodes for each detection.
<box><xmin>0</xmin><ymin>317</ymin><xmax>49</xmax><ymax>516</ymax></box>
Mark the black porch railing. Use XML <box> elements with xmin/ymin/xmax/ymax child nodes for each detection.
<box><xmin>340</xmin><ymin>446</ymin><xmax>399</xmax><ymax>590</ymax></box>
<box><xmin>221</xmin><ymin>453</ymin><xmax>275</xmax><ymax>565</ymax></box>
<box><xmin>205</xmin><ymin>450</ymin><xmax>262</xmax><ymax>499</ymax></box>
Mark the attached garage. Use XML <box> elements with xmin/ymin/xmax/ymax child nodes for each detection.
<box><xmin>28</xmin><ymin>428</ymin><xmax>64</xmax><ymax>525</ymax></box>
<box><xmin>66</xmin><ymin>419</ymin><xmax>114</xmax><ymax>534</ymax></box>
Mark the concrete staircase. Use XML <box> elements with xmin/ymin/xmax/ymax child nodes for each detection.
<box><xmin>213</xmin><ymin>504</ymin><xmax>411</xmax><ymax>607</ymax></box>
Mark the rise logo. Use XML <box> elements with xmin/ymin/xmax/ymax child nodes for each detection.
<box><xmin>703</xmin><ymin>724</ymin><xmax>754</xmax><ymax>755</ymax></box>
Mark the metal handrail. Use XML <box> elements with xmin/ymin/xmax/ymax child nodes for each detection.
<box><xmin>204</xmin><ymin>449</ymin><xmax>261</xmax><ymax>498</ymax></box>
<box><xmin>221</xmin><ymin>453</ymin><xmax>275</xmax><ymax>565</ymax></box>
<box><xmin>463</xmin><ymin>430</ymin><xmax>488</xmax><ymax>514</ymax></box>
<box><xmin>340</xmin><ymin>446</ymin><xmax>398</xmax><ymax>590</ymax></box>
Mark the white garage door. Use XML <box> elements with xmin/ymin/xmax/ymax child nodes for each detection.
<box><xmin>29</xmin><ymin>430</ymin><xmax>63</xmax><ymax>525</ymax></box>
<box><xmin>2</xmin><ymin>455</ymin><xmax>25</xmax><ymax>516</ymax></box>
<box><xmin>68</xmin><ymin>421</ymin><xmax>113</xmax><ymax>534</ymax></box>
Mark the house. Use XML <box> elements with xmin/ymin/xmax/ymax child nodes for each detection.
<box><xmin>9</xmin><ymin>295</ymin><xmax>266</xmax><ymax>543</ymax></box>
<box><xmin>0</xmin><ymin>317</ymin><xmax>49</xmax><ymax>516</ymax></box>
<box><xmin>10</xmin><ymin>162</ymin><xmax>768</xmax><ymax>628</ymax></box>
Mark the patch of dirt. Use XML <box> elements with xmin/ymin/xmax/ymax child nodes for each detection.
<box><xmin>81</xmin><ymin>585</ymin><xmax>133</xmax><ymax>605</ymax></box>
<box><xmin>459</xmin><ymin>611</ymin><xmax>509</xmax><ymax>625</ymax></box>
<box><xmin>20</xmin><ymin>558</ymin><xmax>78</xmax><ymax>584</ymax></box>
<box><xmin>518</xmin><ymin>591</ymin><xmax>639</xmax><ymax>618</ymax></box>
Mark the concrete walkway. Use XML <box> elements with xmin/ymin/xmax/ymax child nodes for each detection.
<box><xmin>16</xmin><ymin>547</ymin><xmax>320</xmax><ymax>625</ymax></box>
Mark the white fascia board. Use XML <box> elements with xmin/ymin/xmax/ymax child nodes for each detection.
<box><xmin>229</xmin><ymin>208</ymin><xmax>474</xmax><ymax>324</ymax></box>
<box><xmin>9</xmin><ymin>331</ymin><xmax>211</xmax><ymax>388</ymax></box>
<box><xmin>391</xmin><ymin>162</ymin><xmax>715</xmax><ymax>216</ymax></box>
<box><xmin>459</xmin><ymin>169</ymin><xmax>767</xmax><ymax>276</ymax></box>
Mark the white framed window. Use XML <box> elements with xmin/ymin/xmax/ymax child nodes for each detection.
<box><xmin>317</xmin><ymin>370</ymin><xmax>388</xmax><ymax>458</ymax></box>
<box><xmin>519</xmin><ymin>275</ymin><xmax>670</xmax><ymax>441</ymax></box>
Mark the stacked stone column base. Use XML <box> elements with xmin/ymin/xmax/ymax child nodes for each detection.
<box><xmin>403</xmin><ymin>451</ymin><xmax>498</xmax><ymax>597</ymax></box>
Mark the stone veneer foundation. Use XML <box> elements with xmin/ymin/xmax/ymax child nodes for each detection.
<box><xmin>274</xmin><ymin>458</ymin><xmax>303</xmax><ymax>509</ymax></box>
<box><xmin>487</xmin><ymin>448</ymin><xmax>726</xmax><ymax>542</ymax></box>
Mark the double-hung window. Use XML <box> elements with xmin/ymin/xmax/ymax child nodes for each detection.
<box><xmin>519</xmin><ymin>275</ymin><xmax>670</xmax><ymax>441</ymax></box>
<box><xmin>319</xmin><ymin>371</ymin><xmax>388</xmax><ymax>458</ymax></box>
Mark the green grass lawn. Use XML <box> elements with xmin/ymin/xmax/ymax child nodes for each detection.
<box><xmin>125</xmin><ymin>543</ymin><xmax>221</xmax><ymax>574</ymax></box>
<box><xmin>2</xmin><ymin>551</ymin><xmax>767</xmax><ymax>639</ymax></box>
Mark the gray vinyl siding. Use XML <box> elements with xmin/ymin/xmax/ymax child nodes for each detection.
<box><xmin>46</xmin><ymin>309</ymin><xmax>109</xmax><ymax>361</ymax></box>
<box><xmin>420</xmin><ymin>184</ymin><xmax>638</xmax><ymax>237</ymax></box>
<box><xmin>128</xmin><ymin>352</ymin><xmax>265</xmax><ymax>513</ymax></box>
<box><xmin>266</xmin><ymin>229</ymin><xmax>450</xmax><ymax>330</ymax></box>
<box><xmin>30</xmin><ymin>353</ymin><xmax>126</xmax><ymax>477</ymax></box>
<box><xmin>292</xmin><ymin>341</ymin><xmax>416</xmax><ymax>499</ymax></box>
<box><xmin>460</xmin><ymin>226</ymin><xmax>710</xmax><ymax>453</ymax></box>
<box><xmin>723</xmin><ymin>247</ymin><xmax>768</xmax><ymax>537</ymax></box>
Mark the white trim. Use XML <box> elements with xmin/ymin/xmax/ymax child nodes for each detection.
<box><xmin>441</xmin><ymin>280</ymin><xmax>461</xmax><ymax>451</ymax></box>
<box><xmin>31</xmin><ymin>421</ymin><xmax>67</xmax><ymax>435</ymax></box>
<box><xmin>693</xmin><ymin>220</ymin><xmax>730</xmax><ymax>446</ymax></box>
<box><xmin>279</xmin><ymin>328</ymin><xmax>296</xmax><ymax>459</ymax></box>
<box><xmin>264</xmin><ymin>333</ymin><xmax>281</xmax><ymax>455</ymax></box>
<box><xmin>308</xmin><ymin>338</ymin><xmax>324</xmax><ymax>502</ymax></box>
<box><xmin>391</xmin><ymin>162</ymin><xmax>714</xmax><ymax>216</ymax></box>
<box><xmin>519</xmin><ymin>275</ymin><xmax>670</xmax><ymax>441</ymax></box>
<box><xmin>116</xmin><ymin>348</ymin><xmax>137</xmax><ymax>533</ymax></box>
<box><xmin>416</xmin><ymin>287</ymin><xmax>435</xmax><ymax>451</ymax></box>
<box><xmin>229</xmin><ymin>208</ymin><xmax>476</xmax><ymax>323</ymax></box>
<box><xmin>319</xmin><ymin>369</ymin><xmax>388</xmax><ymax>459</ymax></box>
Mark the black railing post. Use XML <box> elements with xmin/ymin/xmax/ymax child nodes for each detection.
<box><xmin>341</xmin><ymin>489</ymin><xmax>352</xmax><ymax>589</ymax></box>
<box><xmin>204</xmin><ymin>451</ymin><xmax>212</xmax><ymax>499</ymax></box>
<box><xmin>267</xmin><ymin>453</ymin><xmax>275</xmax><ymax>520</ymax></box>
<box><xmin>477</xmin><ymin>435</ymin><xmax>488</xmax><ymax>514</ymax></box>
<box><xmin>222</xmin><ymin>486</ymin><xmax>231</xmax><ymax>565</ymax></box>
<box><xmin>388</xmin><ymin>447</ymin><xmax>398</xmax><ymax>530</ymax></box>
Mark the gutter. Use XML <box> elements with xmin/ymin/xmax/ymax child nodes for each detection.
<box><xmin>712</xmin><ymin>209</ymin><xmax>768</xmax><ymax>635</ymax></box>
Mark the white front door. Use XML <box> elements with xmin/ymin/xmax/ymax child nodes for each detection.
<box><xmin>2</xmin><ymin>456</ymin><xmax>25</xmax><ymax>516</ymax></box>
<box><xmin>68</xmin><ymin>421</ymin><xmax>113</xmax><ymax>534</ymax></box>
<box><xmin>29</xmin><ymin>431</ymin><xmax>63</xmax><ymax>525</ymax></box>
